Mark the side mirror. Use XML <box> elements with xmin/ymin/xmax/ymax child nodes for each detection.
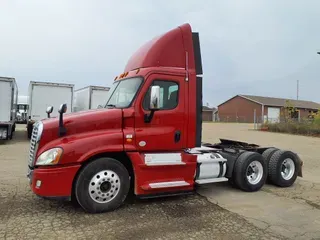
<box><xmin>46</xmin><ymin>106</ymin><xmax>53</xmax><ymax>114</ymax></box>
<box><xmin>144</xmin><ymin>85</ymin><xmax>160</xmax><ymax>123</ymax></box>
<box><xmin>58</xmin><ymin>103</ymin><xmax>67</xmax><ymax>137</ymax></box>
<box><xmin>46</xmin><ymin>106</ymin><xmax>53</xmax><ymax>118</ymax></box>
<box><xmin>58</xmin><ymin>103</ymin><xmax>67</xmax><ymax>114</ymax></box>
<box><xmin>149</xmin><ymin>86</ymin><xmax>160</xmax><ymax>110</ymax></box>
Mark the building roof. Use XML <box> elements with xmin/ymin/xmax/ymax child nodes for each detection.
<box><xmin>241</xmin><ymin>95</ymin><xmax>320</xmax><ymax>110</ymax></box>
<box><xmin>218</xmin><ymin>94</ymin><xmax>320</xmax><ymax>110</ymax></box>
<box><xmin>203</xmin><ymin>106</ymin><xmax>216</xmax><ymax>111</ymax></box>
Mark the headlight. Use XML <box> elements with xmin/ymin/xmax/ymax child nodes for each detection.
<box><xmin>36</xmin><ymin>148</ymin><xmax>63</xmax><ymax>166</ymax></box>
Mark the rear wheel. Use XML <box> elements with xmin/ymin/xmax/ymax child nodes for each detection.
<box><xmin>74</xmin><ymin>157</ymin><xmax>130</xmax><ymax>213</ymax></box>
<box><xmin>262</xmin><ymin>147</ymin><xmax>279</xmax><ymax>183</ymax></box>
<box><xmin>268</xmin><ymin>150</ymin><xmax>298</xmax><ymax>187</ymax></box>
<box><xmin>262</xmin><ymin>147</ymin><xmax>278</xmax><ymax>165</ymax></box>
<box><xmin>233</xmin><ymin>151</ymin><xmax>267</xmax><ymax>192</ymax></box>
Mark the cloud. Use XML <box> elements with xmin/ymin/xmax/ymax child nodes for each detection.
<box><xmin>0</xmin><ymin>0</ymin><xmax>319</xmax><ymax>106</ymax></box>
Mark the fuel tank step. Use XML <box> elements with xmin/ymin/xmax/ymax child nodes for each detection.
<box><xmin>195</xmin><ymin>177</ymin><xmax>228</xmax><ymax>184</ymax></box>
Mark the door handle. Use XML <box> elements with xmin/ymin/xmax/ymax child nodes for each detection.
<box><xmin>174</xmin><ymin>130</ymin><xmax>181</xmax><ymax>143</ymax></box>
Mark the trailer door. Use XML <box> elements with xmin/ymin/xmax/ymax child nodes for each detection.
<box><xmin>30</xmin><ymin>85</ymin><xmax>73</xmax><ymax>121</ymax></box>
<box><xmin>91</xmin><ymin>89</ymin><xmax>108</xmax><ymax>109</ymax></box>
<box><xmin>0</xmin><ymin>81</ymin><xmax>12</xmax><ymax>122</ymax></box>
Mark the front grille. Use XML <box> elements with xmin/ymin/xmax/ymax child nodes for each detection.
<box><xmin>28</xmin><ymin>124</ymin><xmax>39</xmax><ymax>166</ymax></box>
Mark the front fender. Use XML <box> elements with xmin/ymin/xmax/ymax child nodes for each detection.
<box><xmin>36</xmin><ymin>129</ymin><xmax>124</xmax><ymax>165</ymax></box>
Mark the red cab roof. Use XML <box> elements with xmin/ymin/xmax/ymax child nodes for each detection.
<box><xmin>124</xmin><ymin>23</ymin><xmax>201</xmax><ymax>75</ymax></box>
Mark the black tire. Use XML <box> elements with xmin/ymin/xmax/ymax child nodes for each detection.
<box><xmin>262</xmin><ymin>147</ymin><xmax>278</xmax><ymax>183</ymax></box>
<box><xmin>27</xmin><ymin>124</ymin><xmax>32</xmax><ymax>139</ymax></box>
<box><xmin>262</xmin><ymin>147</ymin><xmax>278</xmax><ymax>165</ymax></box>
<box><xmin>268</xmin><ymin>150</ymin><xmax>298</xmax><ymax>187</ymax></box>
<box><xmin>8</xmin><ymin>130</ymin><xmax>13</xmax><ymax>140</ymax></box>
<box><xmin>74</xmin><ymin>158</ymin><xmax>130</xmax><ymax>213</ymax></box>
<box><xmin>233</xmin><ymin>151</ymin><xmax>267</xmax><ymax>192</ymax></box>
<box><xmin>228</xmin><ymin>178</ymin><xmax>236</xmax><ymax>188</ymax></box>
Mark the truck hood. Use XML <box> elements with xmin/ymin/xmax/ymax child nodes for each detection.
<box><xmin>39</xmin><ymin>108</ymin><xmax>123</xmax><ymax>145</ymax></box>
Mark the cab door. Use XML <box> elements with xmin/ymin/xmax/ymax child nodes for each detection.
<box><xmin>134</xmin><ymin>73</ymin><xmax>186</xmax><ymax>151</ymax></box>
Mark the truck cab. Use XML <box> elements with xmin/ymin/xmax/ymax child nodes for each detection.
<box><xmin>27</xmin><ymin>23</ymin><xmax>303</xmax><ymax>213</ymax></box>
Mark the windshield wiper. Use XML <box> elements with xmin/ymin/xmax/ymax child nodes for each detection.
<box><xmin>106</xmin><ymin>104</ymin><xmax>116</xmax><ymax>108</ymax></box>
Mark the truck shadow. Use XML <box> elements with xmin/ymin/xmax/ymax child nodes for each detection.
<box><xmin>38</xmin><ymin>193</ymin><xmax>194</xmax><ymax>214</ymax></box>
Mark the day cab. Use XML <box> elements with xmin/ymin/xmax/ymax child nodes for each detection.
<box><xmin>27</xmin><ymin>23</ymin><xmax>303</xmax><ymax>213</ymax></box>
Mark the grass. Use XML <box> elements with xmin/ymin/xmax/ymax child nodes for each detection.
<box><xmin>261</xmin><ymin>119</ymin><xmax>320</xmax><ymax>137</ymax></box>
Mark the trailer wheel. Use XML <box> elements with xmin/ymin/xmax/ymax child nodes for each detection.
<box><xmin>74</xmin><ymin>157</ymin><xmax>130</xmax><ymax>213</ymax></box>
<box><xmin>233</xmin><ymin>151</ymin><xmax>267</xmax><ymax>192</ymax></box>
<box><xmin>268</xmin><ymin>150</ymin><xmax>298</xmax><ymax>187</ymax></box>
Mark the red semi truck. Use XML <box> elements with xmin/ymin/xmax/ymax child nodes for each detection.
<box><xmin>27</xmin><ymin>23</ymin><xmax>303</xmax><ymax>213</ymax></box>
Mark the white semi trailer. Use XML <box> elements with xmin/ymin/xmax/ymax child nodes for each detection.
<box><xmin>0</xmin><ymin>77</ymin><xmax>18</xmax><ymax>140</ymax></box>
<box><xmin>73</xmin><ymin>85</ymin><xmax>110</xmax><ymax>112</ymax></box>
<box><xmin>27</xmin><ymin>81</ymin><xmax>74</xmax><ymax>138</ymax></box>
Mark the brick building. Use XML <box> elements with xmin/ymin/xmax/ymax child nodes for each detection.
<box><xmin>202</xmin><ymin>106</ymin><xmax>216</xmax><ymax>121</ymax></box>
<box><xmin>217</xmin><ymin>94</ymin><xmax>320</xmax><ymax>123</ymax></box>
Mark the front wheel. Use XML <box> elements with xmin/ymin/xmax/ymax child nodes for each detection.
<box><xmin>27</xmin><ymin>123</ymin><xmax>33</xmax><ymax>139</ymax></box>
<box><xmin>74</xmin><ymin>158</ymin><xmax>130</xmax><ymax>213</ymax></box>
<box><xmin>233</xmin><ymin>151</ymin><xmax>267</xmax><ymax>192</ymax></box>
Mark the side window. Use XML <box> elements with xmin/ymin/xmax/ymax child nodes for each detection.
<box><xmin>143</xmin><ymin>80</ymin><xmax>179</xmax><ymax>110</ymax></box>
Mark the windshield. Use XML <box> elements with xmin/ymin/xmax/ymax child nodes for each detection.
<box><xmin>104</xmin><ymin>77</ymin><xmax>143</xmax><ymax>108</ymax></box>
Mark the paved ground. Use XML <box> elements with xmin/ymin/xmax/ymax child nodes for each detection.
<box><xmin>0</xmin><ymin>124</ymin><xmax>319</xmax><ymax>239</ymax></box>
<box><xmin>199</xmin><ymin>123</ymin><xmax>320</xmax><ymax>239</ymax></box>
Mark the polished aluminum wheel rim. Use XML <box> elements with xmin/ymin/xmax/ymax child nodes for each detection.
<box><xmin>88</xmin><ymin>170</ymin><xmax>121</xmax><ymax>203</ymax></box>
<box><xmin>281</xmin><ymin>158</ymin><xmax>295</xmax><ymax>180</ymax></box>
<box><xmin>246</xmin><ymin>161</ymin><xmax>263</xmax><ymax>185</ymax></box>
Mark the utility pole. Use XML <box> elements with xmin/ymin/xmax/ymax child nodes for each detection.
<box><xmin>297</xmin><ymin>80</ymin><xmax>299</xmax><ymax>100</ymax></box>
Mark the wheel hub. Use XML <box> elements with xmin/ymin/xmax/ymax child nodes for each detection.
<box><xmin>100</xmin><ymin>181</ymin><xmax>111</xmax><ymax>193</ymax></box>
<box><xmin>281</xmin><ymin>158</ymin><xmax>295</xmax><ymax>180</ymax></box>
<box><xmin>246</xmin><ymin>161</ymin><xmax>263</xmax><ymax>185</ymax></box>
<box><xmin>88</xmin><ymin>170</ymin><xmax>121</xmax><ymax>204</ymax></box>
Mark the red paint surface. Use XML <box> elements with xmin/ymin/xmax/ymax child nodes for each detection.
<box><xmin>134</xmin><ymin>72</ymin><xmax>188</xmax><ymax>151</ymax></box>
<box><xmin>128</xmin><ymin>152</ymin><xmax>197</xmax><ymax>195</ymax></box>
<box><xmin>31</xmin><ymin>165</ymin><xmax>80</xmax><ymax>197</ymax></box>
<box><xmin>124</xmin><ymin>24</ymin><xmax>196</xmax><ymax>74</ymax></box>
<box><xmin>31</xmin><ymin>23</ymin><xmax>200</xmax><ymax>198</ymax></box>
<box><xmin>36</xmin><ymin>108</ymin><xmax>124</xmax><ymax>165</ymax></box>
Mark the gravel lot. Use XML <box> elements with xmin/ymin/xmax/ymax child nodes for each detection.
<box><xmin>200</xmin><ymin>123</ymin><xmax>320</xmax><ymax>239</ymax></box>
<box><xmin>0</xmin><ymin>123</ymin><xmax>319</xmax><ymax>239</ymax></box>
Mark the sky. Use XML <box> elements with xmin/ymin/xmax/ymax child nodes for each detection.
<box><xmin>1</xmin><ymin>0</ymin><xmax>320</xmax><ymax>107</ymax></box>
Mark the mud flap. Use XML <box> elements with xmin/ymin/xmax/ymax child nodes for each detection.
<box><xmin>295</xmin><ymin>154</ymin><xmax>303</xmax><ymax>177</ymax></box>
